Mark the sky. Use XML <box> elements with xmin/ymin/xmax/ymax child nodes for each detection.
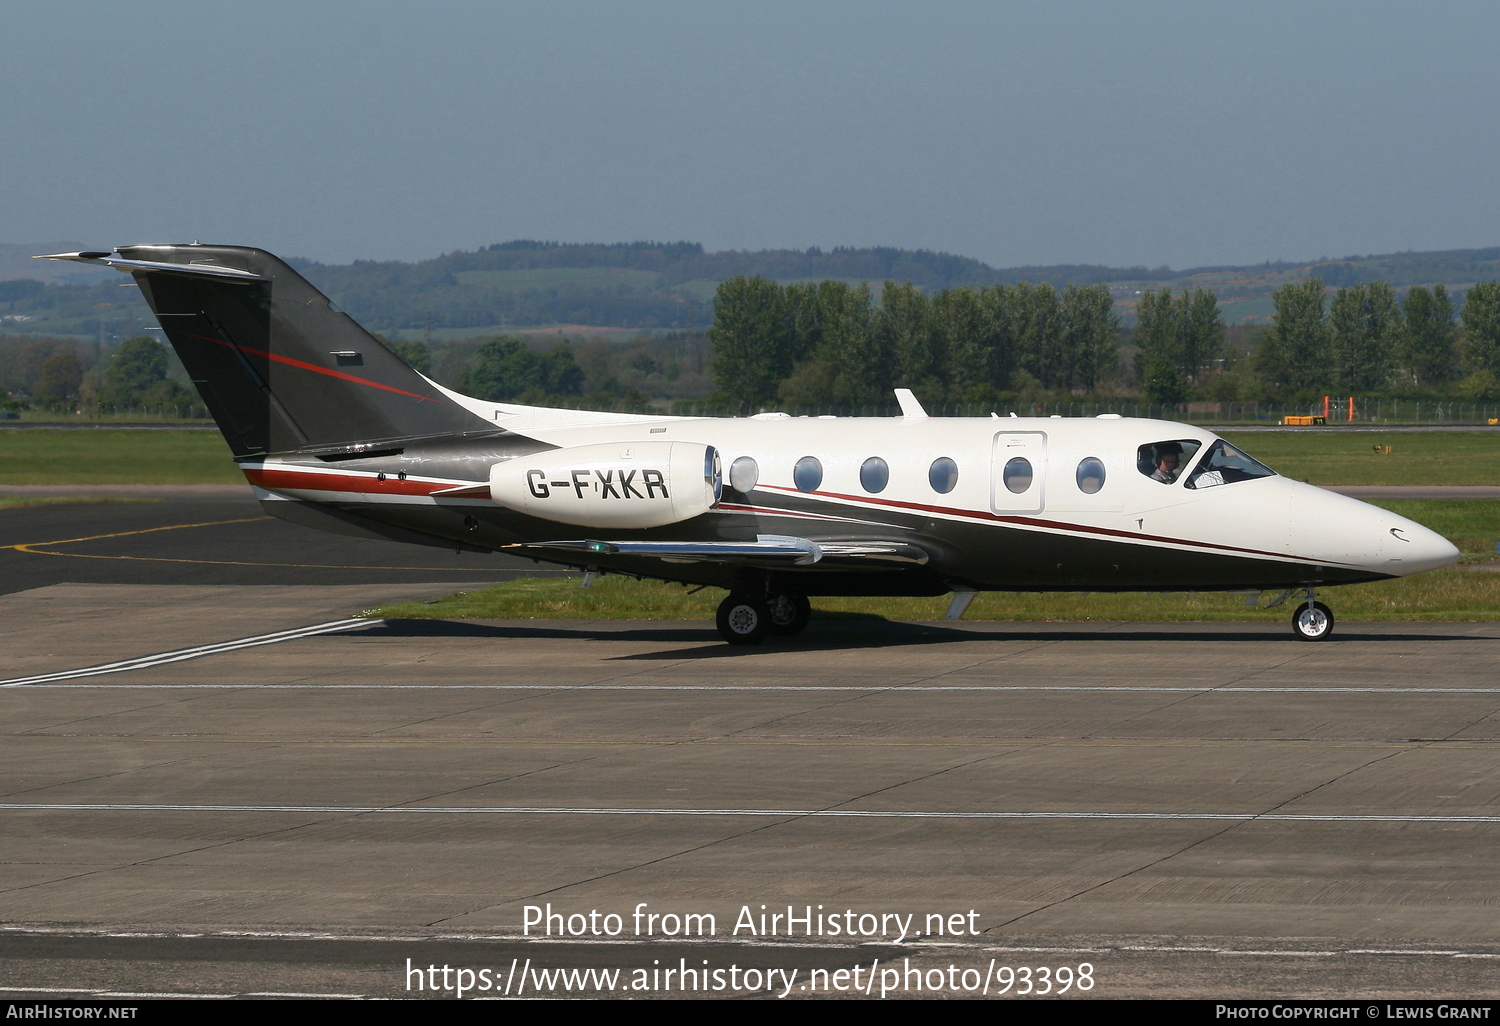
<box><xmin>4</xmin><ymin>1</ymin><xmax>1500</xmax><ymax>270</ymax></box>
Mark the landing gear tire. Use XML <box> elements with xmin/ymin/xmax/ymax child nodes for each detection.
<box><xmin>766</xmin><ymin>593</ymin><xmax>812</xmax><ymax>636</ymax></box>
<box><xmin>1292</xmin><ymin>601</ymin><xmax>1334</xmax><ymax>641</ymax></box>
<box><xmin>717</xmin><ymin>593</ymin><xmax>771</xmax><ymax>645</ymax></box>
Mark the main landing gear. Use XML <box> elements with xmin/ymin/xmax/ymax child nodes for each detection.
<box><xmin>766</xmin><ymin>592</ymin><xmax>812</xmax><ymax>636</ymax></box>
<box><xmin>715</xmin><ymin>590</ymin><xmax>811</xmax><ymax>645</ymax></box>
<box><xmin>1291</xmin><ymin>588</ymin><xmax>1335</xmax><ymax>642</ymax></box>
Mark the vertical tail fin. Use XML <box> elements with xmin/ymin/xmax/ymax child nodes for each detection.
<box><xmin>110</xmin><ymin>244</ymin><xmax>492</xmax><ymax>457</ymax></box>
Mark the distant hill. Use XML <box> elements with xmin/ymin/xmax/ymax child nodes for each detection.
<box><xmin>0</xmin><ymin>242</ymin><xmax>114</xmax><ymax>285</ymax></box>
<box><xmin>5</xmin><ymin>239</ymin><xmax>1500</xmax><ymax>341</ymax></box>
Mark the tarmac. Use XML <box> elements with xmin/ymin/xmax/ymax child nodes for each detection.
<box><xmin>1</xmin><ymin>492</ymin><xmax>1498</xmax><ymax>999</ymax></box>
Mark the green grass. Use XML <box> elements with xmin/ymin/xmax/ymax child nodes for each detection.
<box><xmin>0</xmin><ymin>430</ymin><xmax>240</xmax><ymax>485</ymax></box>
<box><xmin>0</xmin><ymin>496</ymin><xmax>158</xmax><ymax>509</ymax></box>
<box><xmin>376</xmin><ymin>576</ymin><xmax>726</xmax><ymax>621</ymax></box>
<box><xmin>1221</xmin><ymin>431</ymin><xmax>1500</xmax><ymax>486</ymax></box>
<box><xmin>371</xmin><ymin>499</ymin><xmax>1500</xmax><ymax>623</ymax></box>
<box><xmin>5</xmin><ymin>410</ymin><xmax>213</xmax><ymax>424</ymax></box>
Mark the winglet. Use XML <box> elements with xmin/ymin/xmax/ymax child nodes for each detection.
<box><xmin>894</xmin><ymin>388</ymin><xmax>928</xmax><ymax>418</ymax></box>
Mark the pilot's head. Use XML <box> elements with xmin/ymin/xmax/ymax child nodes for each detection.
<box><xmin>1155</xmin><ymin>442</ymin><xmax>1183</xmax><ymax>474</ymax></box>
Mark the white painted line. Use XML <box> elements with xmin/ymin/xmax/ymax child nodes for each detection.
<box><xmin>3</xmin><ymin>803</ymin><xmax>1499</xmax><ymax>823</ymax></box>
<box><xmin>0</xmin><ymin>986</ymin><xmax>235</xmax><ymax>998</ymax></box>
<box><xmin>4</xmin><ymin>927</ymin><xmax>1496</xmax><ymax>959</ymax></box>
<box><xmin>15</xmin><ymin>683</ymin><xmax>1500</xmax><ymax>694</ymax></box>
<box><xmin>0</xmin><ymin>619</ymin><xmax>373</xmax><ymax>687</ymax></box>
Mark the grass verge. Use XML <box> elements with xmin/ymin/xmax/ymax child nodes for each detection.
<box><xmin>0</xmin><ymin>430</ymin><xmax>239</xmax><ymax>485</ymax></box>
<box><xmin>0</xmin><ymin>496</ymin><xmax>159</xmax><ymax>509</ymax></box>
<box><xmin>1221</xmin><ymin>430</ymin><xmax>1500</xmax><ymax>486</ymax></box>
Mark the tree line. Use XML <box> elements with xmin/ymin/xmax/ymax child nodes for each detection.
<box><xmin>0</xmin><ymin>335</ymin><xmax>199</xmax><ymax>413</ymax></box>
<box><xmin>708</xmin><ymin>278</ymin><xmax>1119</xmax><ymax>407</ymax></box>
<box><xmin>711</xmin><ymin>276</ymin><xmax>1500</xmax><ymax>408</ymax></box>
<box><xmin>9</xmin><ymin>274</ymin><xmax>1500</xmax><ymax>418</ymax></box>
<box><xmin>1247</xmin><ymin>278</ymin><xmax>1500</xmax><ymax>399</ymax></box>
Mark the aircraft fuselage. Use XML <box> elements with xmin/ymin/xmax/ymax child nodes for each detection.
<box><xmin>246</xmin><ymin>412</ymin><xmax>1457</xmax><ymax>597</ymax></box>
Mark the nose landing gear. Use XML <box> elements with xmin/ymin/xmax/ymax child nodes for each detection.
<box><xmin>1291</xmin><ymin>590</ymin><xmax>1335</xmax><ymax>641</ymax></box>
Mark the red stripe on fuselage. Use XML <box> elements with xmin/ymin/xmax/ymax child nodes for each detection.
<box><xmin>183</xmin><ymin>332</ymin><xmax>437</xmax><ymax>402</ymax></box>
<box><xmin>757</xmin><ymin>484</ymin><xmax>1325</xmax><ymax>565</ymax></box>
<box><xmin>244</xmin><ymin>466</ymin><xmax>472</xmax><ymax>496</ymax></box>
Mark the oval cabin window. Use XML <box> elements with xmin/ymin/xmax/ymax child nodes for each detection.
<box><xmin>860</xmin><ymin>457</ymin><xmax>889</xmax><ymax>493</ymax></box>
<box><xmin>1003</xmin><ymin>457</ymin><xmax>1033</xmax><ymax>494</ymax></box>
<box><xmin>729</xmin><ymin>456</ymin><xmax>759</xmax><ymax>493</ymax></box>
<box><xmin>928</xmin><ymin>457</ymin><xmax>959</xmax><ymax>494</ymax></box>
<box><xmin>1076</xmin><ymin>457</ymin><xmax>1105</xmax><ymax>494</ymax></box>
<box><xmin>793</xmin><ymin>456</ymin><xmax>823</xmax><ymax>493</ymax></box>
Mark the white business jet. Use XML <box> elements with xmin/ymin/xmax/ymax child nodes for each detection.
<box><xmin>41</xmin><ymin>245</ymin><xmax>1459</xmax><ymax>644</ymax></box>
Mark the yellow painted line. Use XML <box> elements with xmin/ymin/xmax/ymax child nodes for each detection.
<box><xmin>16</xmin><ymin>549</ymin><xmax>532</xmax><ymax>571</ymax></box>
<box><xmin>2</xmin><ymin>517</ymin><xmax>268</xmax><ymax>552</ymax></box>
<box><xmin>2</xmin><ymin>514</ymin><xmax>564</xmax><ymax>572</ymax></box>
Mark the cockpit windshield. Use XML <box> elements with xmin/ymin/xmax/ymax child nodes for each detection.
<box><xmin>1185</xmin><ymin>439</ymin><xmax>1277</xmax><ymax>489</ymax></box>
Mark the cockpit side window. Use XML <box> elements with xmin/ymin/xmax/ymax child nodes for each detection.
<box><xmin>1137</xmin><ymin>440</ymin><xmax>1202</xmax><ymax>485</ymax></box>
<box><xmin>1186</xmin><ymin>440</ymin><xmax>1277</xmax><ymax>489</ymax></box>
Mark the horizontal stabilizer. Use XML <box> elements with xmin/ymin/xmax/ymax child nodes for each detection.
<box><xmin>37</xmin><ymin>252</ymin><xmax>269</xmax><ymax>281</ymax></box>
<box><xmin>506</xmin><ymin>535</ymin><xmax>929</xmax><ymax>568</ymax></box>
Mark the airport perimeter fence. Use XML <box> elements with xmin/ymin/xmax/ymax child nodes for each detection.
<box><xmin>3</xmin><ymin>399</ymin><xmax>1497</xmax><ymax>427</ymax></box>
<box><xmin>627</xmin><ymin>399</ymin><xmax>1500</xmax><ymax>425</ymax></box>
<box><xmin>0</xmin><ymin>403</ymin><xmax>213</xmax><ymax>424</ymax></box>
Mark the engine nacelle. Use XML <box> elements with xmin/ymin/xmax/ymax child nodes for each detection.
<box><xmin>489</xmin><ymin>441</ymin><xmax>722</xmax><ymax>528</ymax></box>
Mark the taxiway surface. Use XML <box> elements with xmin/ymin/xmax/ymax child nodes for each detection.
<box><xmin>1</xmin><ymin>497</ymin><xmax>1498</xmax><ymax>999</ymax></box>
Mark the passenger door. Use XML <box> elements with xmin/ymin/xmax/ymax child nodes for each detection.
<box><xmin>991</xmin><ymin>431</ymin><xmax>1047</xmax><ymax>514</ymax></box>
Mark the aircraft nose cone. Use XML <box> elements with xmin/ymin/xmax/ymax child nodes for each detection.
<box><xmin>1389</xmin><ymin>520</ymin><xmax>1461</xmax><ymax>574</ymax></box>
<box><xmin>1294</xmin><ymin>485</ymin><xmax>1460</xmax><ymax>576</ymax></box>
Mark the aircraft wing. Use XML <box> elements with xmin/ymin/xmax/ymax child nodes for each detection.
<box><xmin>505</xmin><ymin>534</ymin><xmax>930</xmax><ymax>568</ymax></box>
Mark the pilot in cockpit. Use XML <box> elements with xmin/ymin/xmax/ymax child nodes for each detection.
<box><xmin>1150</xmin><ymin>442</ymin><xmax>1183</xmax><ymax>484</ymax></box>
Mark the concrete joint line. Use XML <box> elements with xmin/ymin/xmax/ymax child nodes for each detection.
<box><xmin>2</xmin><ymin>803</ymin><xmax>1499</xmax><ymax>823</ymax></box>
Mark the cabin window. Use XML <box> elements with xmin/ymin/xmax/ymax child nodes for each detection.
<box><xmin>1076</xmin><ymin>457</ymin><xmax>1105</xmax><ymax>494</ymax></box>
<box><xmin>1002</xmin><ymin>457</ymin><xmax>1033</xmax><ymax>494</ymax></box>
<box><xmin>928</xmin><ymin>457</ymin><xmax>959</xmax><ymax>494</ymax></box>
<box><xmin>729</xmin><ymin>456</ymin><xmax>759</xmax><ymax>493</ymax></box>
<box><xmin>1137</xmin><ymin>440</ymin><xmax>1203</xmax><ymax>485</ymax></box>
<box><xmin>1186</xmin><ymin>440</ymin><xmax>1277</xmax><ymax>489</ymax></box>
<box><xmin>793</xmin><ymin>456</ymin><xmax>823</xmax><ymax>492</ymax></box>
<box><xmin>860</xmin><ymin>457</ymin><xmax>889</xmax><ymax>493</ymax></box>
